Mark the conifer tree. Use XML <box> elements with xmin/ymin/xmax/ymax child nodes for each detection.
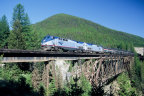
<box><xmin>48</xmin><ymin>78</ymin><xmax>57</xmax><ymax>95</ymax></box>
<box><xmin>79</xmin><ymin>74</ymin><xmax>91</xmax><ymax>96</ymax></box>
<box><xmin>9</xmin><ymin>3</ymin><xmax>39</xmax><ymax>50</ymax></box>
<box><xmin>8</xmin><ymin>20</ymin><xmax>25</xmax><ymax>49</ymax></box>
<box><xmin>12</xmin><ymin>4</ymin><xmax>28</xmax><ymax>26</ymax></box>
<box><xmin>141</xmin><ymin>62</ymin><xmax>144</xmax><ymax>92</ymax></box>
<box><xmin>0</xmin><ymin>15</ymin><xmax>9</xmax><ymax>48</ymax></box>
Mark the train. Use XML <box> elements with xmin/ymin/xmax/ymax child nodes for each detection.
<box><xmin>41</xmin><ymin>35</ymin><xmax>133</xmax><ymax>55</ymax></box>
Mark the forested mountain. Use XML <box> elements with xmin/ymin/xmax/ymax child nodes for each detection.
<box><xmin>32</xmin><ymin>13</ymin><xmax>144</xmax><ymax>49</ymax></box>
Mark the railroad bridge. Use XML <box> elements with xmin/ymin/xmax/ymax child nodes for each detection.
<box><xmin>0</xmin><ymin>49</ymin><xmax>134</xmax><ymax>89</ymax></box>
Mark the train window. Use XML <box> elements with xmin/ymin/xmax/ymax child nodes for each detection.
<box><xmin>43</xmin><ymin>36</ymin><xmax>47</xmax><ymax>40</ymax></box>
<box><xmin>63</xmin><ymin>39</ymin><xmax>68</xmax><ymax>41</ymax></box>
<box><xmin>43</xmin><ymin>36</ymin><xmax>53</xmax><ymax>41</ymax></box>
<box><xmin>54</xmin><ymin>37</ymin><xmax>59</xmax><ymax>39</ymax></box>
<box><xmin>48</xmin><ymin>36</ymin><xmax>53</xmax><ymax>40</ymax></box>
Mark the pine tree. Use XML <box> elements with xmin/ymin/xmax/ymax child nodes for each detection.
<box><xmin>12</xmin><ymin>4</ymin><xmax>27</xmax><ymax>26</ymax></box>
<box><xmin>8</xmin><ymin>20</ymin><xmax>25</xmax><ymax>49</ymax></box>
<box><xmin>130</xmin><ymin>43</ymin><xmax>135</xmax><ymax>52</ymax></box>
<box><xmin>0</xmin><ymin>15</ymin><xmax>9</xmax><ymax>48</ymax></box>
<box><xmin>79</xmin><ymin>74</ymin><xmax>92</xmax><ymax>96</ymax></box>
<box><xmin>141</xmin><ymin>62</ymin><xmax>144</xmax><ymax>89</ymax></box>
<box><xmin>48</xmin><ymin>78</ymin><xmax>57</xmax><ymax>95</ymax></box>
<box><xmin>9</xmin><ymin>3</ymin><xmax>39</xmax><ymax>50</ymax></box>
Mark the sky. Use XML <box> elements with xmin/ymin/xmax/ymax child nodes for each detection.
<box><xmin>0</xmin><ymin>0</ymin><xmax>144</xmax><ymax>38</ymax></box>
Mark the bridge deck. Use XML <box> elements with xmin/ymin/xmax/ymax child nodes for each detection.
<box><xmin>0</xmin><ymin>49</ymin><xmax>132</xmax><ymax>63</ymax></box>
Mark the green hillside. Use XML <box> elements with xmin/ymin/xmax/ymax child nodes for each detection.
<box><xmin>32</xmin><ymin>13</ymin><xmax>144</xmax><ymax>48</ymax></box>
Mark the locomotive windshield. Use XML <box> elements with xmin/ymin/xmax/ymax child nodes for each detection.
<box><xmin>42</xmin><ymin>35</ymin><xmax>53</xmax><ymax>43</ymax></box>
<box><xmin>77</xmin><ymin>41</ymin><xmax>84</xmax><ymax>44</ymax></box>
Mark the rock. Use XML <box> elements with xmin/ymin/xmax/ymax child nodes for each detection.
<box><xmin>55</xmin><ymin>60</ymin><xmax>70</xmax><ymax>82</ymax></box>
<box><xmin>134</xmin><ymin>47</ymin><xmax>144</xmax><ymax>56</ymax></box>
<box><xmin>0</xmin><ymin>64</ymin><xmax>5</xmax><ymax>68</ymax></box>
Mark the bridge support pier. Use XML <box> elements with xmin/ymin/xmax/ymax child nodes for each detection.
<box><xmin>42</xmin><ymin>61</ymin><xmax>50</xmax><ymax>90</ymax></box>
<box><xmin>43</xmin><ymin>60</ymin><xmax>57</xmax><ymax>90</ymax></box>
<box><xmin>46</xmin><ymin>62</ymin><xmax>49</xmax><ymax>90</ymax></box>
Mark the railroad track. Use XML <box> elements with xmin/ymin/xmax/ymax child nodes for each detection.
<box><xmin>0</xmin><ymin>49</ymin><xmax>132</xmax><ymax>57</ymax></box>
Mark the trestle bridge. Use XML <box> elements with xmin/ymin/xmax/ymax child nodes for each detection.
<box><xmin>0</xmin><ymin>49</ymin><xmax>134</xmax><ymax>89</ymax></box>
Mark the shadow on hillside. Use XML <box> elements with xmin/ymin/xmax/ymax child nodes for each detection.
<box><xmin>105</xmin><ymin>74</ymin><xmax>120</xmax><ymax>85</ymax></box>
<box><xmin>0</xmin><ymin>77</ymin><xmax>44</xmax><ymax>96</ymax></box>
<box><xmin>52</xmin><ymin>85</ymin><xmax>105</xmax><ymax>96</ymax></box>
<box><xmin>0</xmin><ymin>75</ymin><xmax>120</xmax><ymax>96</ymax></box>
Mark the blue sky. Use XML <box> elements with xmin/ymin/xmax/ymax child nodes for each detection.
<box><xmin>0</xmin><ymin>0</ymin><xmax>144</xmax><ymax>38</ymax></box>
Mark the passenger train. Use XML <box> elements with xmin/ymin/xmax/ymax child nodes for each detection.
<box><xmin>41</xmin><ymin>35</ymin><xmax>133</xmax><ymax>55</ymax></box>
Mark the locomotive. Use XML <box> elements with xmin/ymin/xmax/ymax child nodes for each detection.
<box><xmin>41</xmin><ymin>35</ymin><xmax>133</xmax><ymax>55</ymax></box>
<box><xmin>41</xmin><ymin>35</ymin><xmax>103</xmax><ymax>52</ymax></box>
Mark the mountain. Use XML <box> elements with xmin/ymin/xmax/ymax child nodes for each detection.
<box><xmin>32</xmin><ymin>13</ymin><xmax>144</xmax><ymax>48</ymax></box>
